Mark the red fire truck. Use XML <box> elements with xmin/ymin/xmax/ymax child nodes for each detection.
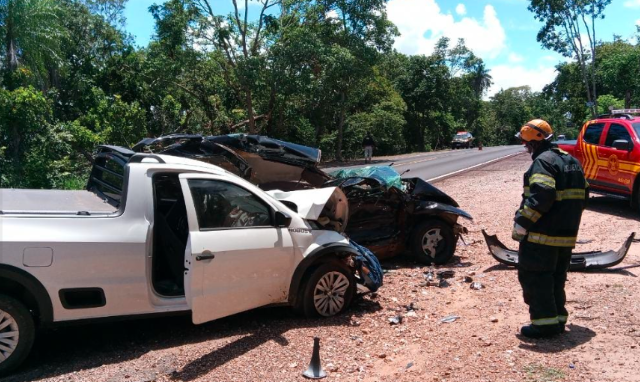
<box><xmin>557</xmin><ymin>109</ymin><xmax>640</xmax><ymax>211</ymax></box>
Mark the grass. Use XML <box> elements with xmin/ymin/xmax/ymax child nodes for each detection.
<box><xmin>524</xmin><ymin>364</ymin><xmax>565</xmax><ymax>382</ymax></box>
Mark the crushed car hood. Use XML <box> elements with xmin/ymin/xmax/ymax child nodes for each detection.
<box><xmin>267</xmin><ymin>187</ymin><xmax>349</xmax><ymax>232</ymax></box>
<box><xmin>482</xmin><ymin>230</ymin><xmax>636</xmax><ymax>271</ymax></box>
<box><xmin>131</xmin><ymin>134</ymin><xmax>330</xmax><ymax>190</ymax></box>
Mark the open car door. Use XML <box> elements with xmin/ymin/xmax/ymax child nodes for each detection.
<box><xmin>178</xmin><ymin>173</ymin><xmax>296</xmax><ymax>324</ymax></box>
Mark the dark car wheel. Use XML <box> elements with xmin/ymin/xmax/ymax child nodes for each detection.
<box><xmin>411</xmin><ymin>220</ymin><xmax>456</xmax><ymax>265</ymax></box>
<box><xmin>300</xmin><ymin>262</ymin><xmax>356</xmax><ymax>318</ymax></box>
<box><xmin>0</xmin><ymin>294</ymin><xmax>35</xmax><ymax>376</ymax></box>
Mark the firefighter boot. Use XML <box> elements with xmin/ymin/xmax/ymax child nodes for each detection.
<box><xmin>520</xmin><ymin>324</ymin><xmax>562</xmax><ymax>338</ymax></box>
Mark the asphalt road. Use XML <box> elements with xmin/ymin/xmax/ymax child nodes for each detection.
<box><xmin>326</xmin><ymin>145</ymin><xmax>526</xmax><ymax>181</ymax></box>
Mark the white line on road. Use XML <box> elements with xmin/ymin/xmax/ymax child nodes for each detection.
<box><xmin>426</xmin><ymin>151</ymin><xmax>525</xmax><ymax>183</ymax></box>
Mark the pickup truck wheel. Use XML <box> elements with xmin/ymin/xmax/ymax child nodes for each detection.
<box><xmin>0</xmin><ymin>295</ymin><xmax>35</xmax><ymax>376</ymax></box>
<box><xmin>411</xmin><ymin>220</ymin><xmax>456</xmax><ymax>265</ymax></box>
<box><xmin>301</xmin><ymin>262</ymin><xmax>355</xmax><ymax>318</ymax></box>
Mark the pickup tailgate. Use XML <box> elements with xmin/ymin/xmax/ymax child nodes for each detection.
<box><xmin>557</xmin><ymin>140</ymin><xmax>578</xmax><ymax>155</ymax></box>
<box><xmin>0</xmin><ymin>189</ymin><xmax>116</xmax><ymax>215</ymax></box>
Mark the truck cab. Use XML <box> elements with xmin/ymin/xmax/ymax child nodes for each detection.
<box><xmin>558</xmin><ymin>109</ymin><xmax>640</xmax><ymax>210</ymax></box>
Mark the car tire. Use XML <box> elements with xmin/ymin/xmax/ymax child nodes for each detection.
<box><xmin>411</xmin><ymin>220</ymin><xmax>456</xmax><ymax>265</ymax></box>
<box><xmin>0</xmin><ymin>294</ymin><xmax>36</xmax><ymax>376</ymax></box>
<box><xmin>300</xmin><ymin>262</ymin><xmax>356</xmax><ymax>318</ymax></box>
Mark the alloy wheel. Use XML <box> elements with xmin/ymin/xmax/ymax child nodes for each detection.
<box><xmin>313</xmin><ymin>271</ymin><xmax>350</xmax><ymax>317</ymax></box>
<box><xmin>422</xmin><ymin>228</ymin><xmax>444</xmax><ymax>258</ymax></box>
<box><xmin>0</xmin><ymin>310</ymin><xmax>19</xmax><ymax>363</ymax></box>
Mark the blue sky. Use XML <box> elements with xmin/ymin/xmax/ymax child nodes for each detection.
<box><xmin>125</xmin><ymin>0</ymin><xmax>640</xmax><ymax>97</ymax></box>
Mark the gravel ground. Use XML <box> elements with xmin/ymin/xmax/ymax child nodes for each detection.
<box><xmin>7</xmin><ymin>153</ymin><xmax>640</xmax><ymax>382</ymax></box>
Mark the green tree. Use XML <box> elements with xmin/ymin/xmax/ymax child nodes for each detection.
<box><xmin>0</xmin><ymin>0</ymin><xmax>66</xmax><ymax>88</ymax></box>
<box><xmin>597</xmin><ymin>39</ymin><xmax>640</xmax><ymax>108</ymax></box>
<box><xmin>528</xmin><ymin>0</ymin><xmax>612</xmax><ymax>118</ymax></box>
<box><xmin>490</xmin><ymin>86</ymin><xmax>534</xmax><ymax>144</ymax></box>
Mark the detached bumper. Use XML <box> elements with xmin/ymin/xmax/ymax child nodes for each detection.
<box><xmin>481</xmin><ymin>230</ymin><xmax>636</xmax><ymax>271</ymax></box>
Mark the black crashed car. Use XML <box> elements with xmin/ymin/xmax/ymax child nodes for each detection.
<box><xmin>122</xmin><ymin>134</ymin><xmax>472</xmax><ymax>265</ymax></box>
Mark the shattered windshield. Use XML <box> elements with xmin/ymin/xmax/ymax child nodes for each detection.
<box><xmin>330</xmin><ymin>166</ymin><xmax>405</xmax><ymax>190</ymax></box>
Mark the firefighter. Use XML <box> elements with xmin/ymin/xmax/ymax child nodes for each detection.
<box><xmin>513</xmin><ymin>119</ymin><xmax>588</xmax><ymax>338</ymax></box>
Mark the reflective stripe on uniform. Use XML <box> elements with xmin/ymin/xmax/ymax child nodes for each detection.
<box><xmin>527</xmin><ymin>232</ymin><xmax>577</xmax><ymax>247</ymax></box>
<box><xmin>531</xmin><ymin>317</ymin><xmax>560</xmax><ymax>326</ymax></box>
<box><xmin>556</xmin><ymin>189</ymin><xmax>586</xmax><ymax>200</ymax></box>
<box><xmin>529</xmin><ymin>173</ymin><xmax>556</xmax><ymax>188</ymax></box>
<box><xmin>523</xmin><ymin>187</ymin><xmax>585</xmax><ymax>200</ymax></box>
<box><xmin>558</xmin><ymin>315</ymin><xmax>568</xmax><ymax>324</ymax></box>
<box><xmin>520</xmin><ymin>205</ymin><xmax>542</xmax><ymax>223</ymax></box>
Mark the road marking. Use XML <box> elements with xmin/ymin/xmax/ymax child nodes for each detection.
<box><xmin>394</xmin><ymin>148</ymin><xmax>504</xmax><ymax>167</ymax></box>
<box><xmin>426</xmin><ymin>151</ymin><xmax>525</xmax><ymax>182</ymax></box>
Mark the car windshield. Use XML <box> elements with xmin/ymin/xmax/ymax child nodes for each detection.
<box><xmin>454</xmin><ymin>133</ymin><xmax>470</xmax><ymax>138</ymax></box>
<box><xmin>633</xmin><ymin>122</ymin><xmax>640</xmax><ymax>138</ymax></box>
<box><xmin>330</xmin><ymin>166</ymin><xmax>405</xmax><ymax>190</ymax></box>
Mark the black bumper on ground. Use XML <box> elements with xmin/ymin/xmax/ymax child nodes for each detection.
<box><xmin>481</xmin><ymin>230</ymin><xmax>636</xmax><ymax>271</ymax></box>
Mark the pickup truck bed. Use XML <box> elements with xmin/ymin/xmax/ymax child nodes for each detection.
<box><xmin>0</xmin><ymin>189</ymin><xmax>116</xmax><ymax>215</ymax></box>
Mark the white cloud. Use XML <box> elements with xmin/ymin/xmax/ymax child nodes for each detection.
<box><xmin>455</xmin><ymin>3</ymin><xmax>466</xmax><ymax>16</ymax></box>
<box><xmin>387</xmin><ymin>0</ymin><xmax>506</xmax><ymax>59</ymax></box>
<box><xmin>636</xmin><ymin>18</ymin><xmax>640</xmax><ymax>26</ymax></box>
<box><xmin>326</xmin><ymin>9</ymin><xmax>340</xmax><ymax>21</ymax></box>
<box><xmin>487</xmin><ymin>64</ymin><xmax>557</xmax><ymax>98</ymax></box>
<box><xmin>624</xmin><ymin>0</ymin><xmax>640</xmax><ymax>8</ymax></box>
<box><xmin>236</xmin><ymin>0</ymin><xmax>262</xmax><ymax>10</ymax></box>
<box><xmin>508</xmin><ymin>52</ymin><xmax>524</xmax><ymax>63</ymax></box>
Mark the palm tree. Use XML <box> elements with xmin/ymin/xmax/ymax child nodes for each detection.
<box><xmin>1</xmin><ymin>0</ymin><xmax>65</xmax><ymax>87</ymax></box>
<box><xmin>471</xmin><ymin>62</ymin><xmax>492</xmax><ymax>98</ymax></box>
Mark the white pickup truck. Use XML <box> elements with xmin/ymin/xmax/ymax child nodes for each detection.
<box><xmin>0</xmin><ymin>148</ymin><xmax>363</xmax><ymax>375</ymax></box>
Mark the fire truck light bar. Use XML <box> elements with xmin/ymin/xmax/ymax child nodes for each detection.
<box><xmin>611</xmin><ymin>109</ymin><xmax>640</xmax><ymax>114</ymax></box>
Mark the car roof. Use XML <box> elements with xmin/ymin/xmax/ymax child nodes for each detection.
<box><xmin>140</xmin><ymin>154</ymin><xmax>230</xmax><ymax>176</ymax></box>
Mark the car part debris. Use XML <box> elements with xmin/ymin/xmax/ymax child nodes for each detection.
<box><xmin>440</xmin><ymin>315</ymin><xmax>460</xmax><ymax>323</ymax></box>
<box><xmin>303</xmin><ymin>337</ymin><xmax>327</xmax><ymax>379</ymax></box>
<box><xmin>405</xmin><ymin>302</ymin><xmax>416</xmax><ymax>311</ymax></box>
<box><xmin>470</xmin><ymin>282</ymin><xmax>484</xmax><ymax>290</ymax></box>
<box><xmin>349</xmin><ymin>240</ymin><xmax>384</xmax><ymax>292</ymax></box>
<box><xmin>437</xmin><ymin>270</ymin><xmax>455</xmax><ymax>279</ymax></box>
<box><xmin>389</xmin><ymin>315</ymin><xmax>403</xmax><ymax>325</ymax></box>
<box><xmin>424</xmin><ymin>269</ymin><xmax>438</xmax><ymax>286</ymax></box>
<box><xmin>482</xmin><ymin>230</ymin><xmax>636</xmax><ymax>271</ymax></box>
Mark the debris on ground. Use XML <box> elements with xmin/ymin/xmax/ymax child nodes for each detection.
<box><xmin>440</xmin><ymin>315</ymin><xmax>460</xmax><ymax>323</ymax></box>
<box><xmin>437</xmin><ymin>270</ymin><xmax>455</xmax><ymax>279</ymax></box>
<box><xmin>470</xmin><ymin>282</ymin><xmax>484</xmax><ymax>290</ymax></box>
<box><xmin>389</xmin><ymin>315</ymin><xmax>403</xmax><ymax>325</ymax></box>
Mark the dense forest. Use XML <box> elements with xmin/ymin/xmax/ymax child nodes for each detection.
<box><xmin>1</xmin><ymin>0</ymin><xmax>639</xmax><ymax>189</ymax></box>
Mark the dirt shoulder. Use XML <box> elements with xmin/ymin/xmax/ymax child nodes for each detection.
<box><xmin>11</xmin><ymin>154</ymin><xmax>640</xmax><ymax>382</ymax></box>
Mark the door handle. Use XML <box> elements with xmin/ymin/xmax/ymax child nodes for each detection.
<box><xmin>196</xmin><ymin>251</ymin><xmax>216</xmax><ymax>261</ymax></box>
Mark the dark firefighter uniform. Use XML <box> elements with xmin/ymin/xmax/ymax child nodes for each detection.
<box><xmin>513</xmin><ymin>144</ymin><xmax>588</xmax><ymax>332</ymax></box>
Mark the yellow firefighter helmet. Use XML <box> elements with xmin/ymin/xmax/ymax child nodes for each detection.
<box><xmin>516</xmin><ymin>119</ymin><xmax>554</xmax><ymax>142</ymax></box>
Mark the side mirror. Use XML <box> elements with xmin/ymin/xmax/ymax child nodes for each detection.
<box><xmin>612</xmin><ymin>139</ymin><xmax>632</xmax><ymax>151</ymax></box>
<box><xmin>275</xmin><ymin>211</ymin><xmax>292</xmax><ymax>227</ymax></box>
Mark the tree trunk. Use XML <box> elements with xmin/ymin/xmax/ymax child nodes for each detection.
<box><xmin>625</xmin><ymin>90</ymin><xmax>631</xmax><ymax>109</ymax></box>
<box><xmin>336</xmin><ymin>92</ymin><xmax>346</xmax><ymax>161</ymax></box>
<box><xmin>245</xmin><ymin>89</ymin><xmax>256</xmax><ymax>134</ymax></box>
<box><xmin>578</xmin><ymin>60</ymin><xmax>596</xmax><ymax>118</ymax></box>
